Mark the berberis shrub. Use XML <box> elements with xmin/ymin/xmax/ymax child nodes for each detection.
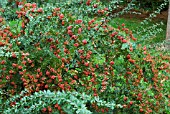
<box><xmin>0</xmin><ymin>0</ymin><xmax>170</xmax><ymax>114</ymax></box>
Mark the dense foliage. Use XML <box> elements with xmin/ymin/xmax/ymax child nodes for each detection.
<box><xmin>0</xmin><ymin>0</ymin><xmax>170</xmax><ymax>114</ymax></box>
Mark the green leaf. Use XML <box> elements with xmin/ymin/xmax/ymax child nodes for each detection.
<box><xmin>121</xmin><ymin>43</ymin><xmax>129</xmax><ymax>50</ymax></box>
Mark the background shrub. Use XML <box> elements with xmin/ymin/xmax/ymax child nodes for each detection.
<box><xmin>0</xmin><ymin>0</ymin><xmax>170</xmax><ymax>114</ymax></box>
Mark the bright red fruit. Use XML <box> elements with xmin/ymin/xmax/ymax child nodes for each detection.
<box><xmin>57</xmin><ymin>106</ymin><xmax>61</xmax><ymax>111</ymax></box>
<box><xmin>122</xmin><ymin>23</ymin><xmax>125</xmax><ymax>26</ymax></box>
<box><xmin>86</xmin><ymin>0</ymin><xmax>91</xmax><ymax>6</ymax></box>
<box><xmin>104</xmin><ymin>7</ymin><xmax>108</xmax><ymax>11</ymax></box>
<box><xmin>139</xmin><ymin>108</ymin><xmax>144</xmax><ymax>112</ymax></box>
<box><xmin>42</xmin><ymin>108</ymin><xmax>47</xmax><ymax>112</ymax></box>
<box><xmin>37</xmin><ymin>68</ymin><xmax>41</xmax><ymax>72</ymax></box>
<box><xmin>37</xmin><ymin>8</ymin><xmax>43</xmax><ymax>13</ymax></box>
<box><xmin>46</xmin><ymin>71</ymin><xmax>50</xmax><ymax>75</ymax></box>
<box><xmin>0</xmin><ymin>42</ymin><xmax>5</xmax><ymax>46</ymax></box>
<box><xmin>54</xmin><ymin>103</ymin><xmax>59</xmax><ymax>108</ymax></box>
<box><xmin>138</xmin><ymin>93</ymin><xmax>142</xmax><ymax>97</ymax></box>
<box><xmin>122</xmin><ymin>39</ymin><xmax>127</xmax><ymax>43</ymax></box>
<box><xmin>59</xmin><ymin>14</ymin><xmax>64</xmax><ymax>20</ymax></box>
<box><xmin>78</xmin><ymin>49</ymin><xmax>84</xmax><ymax>54</ymax></box>
<box><xmin>84</xmin><ymin>62</ymin><xmax>89</xmax><ymax>67</ymax></box>
<box><xmin>110</xmin><ymin>61</ymin><xmax>114</xmax><ymax>65</ymax></box>
<box><xmin>143</xmin><ymin>46</ymin><xmax>147</xmax><ymax>51</ymax></box>
<box><xmin>75</xmin><ymin>19</ymin><xmax>82</xmax><ymax>24</ymax></box>
<box><xmin>51</xmin><ymin>75</ymin><xmax>56</xmax><ymax>79</ymax></box>
<box><xmin>78</xmin><ymin>28</ymin><xmax>82</xmax><ymax>34</ymax></box>
<box><xmin>74</xmin><ymin>43</ymin><xmax>79</xmax><ymax>47</ymax></box>
<box><xmin>18</xmin><ymin>66</ymin><xmax>22</xmax><ymax>70</ymax></box>
<box><xmin>1</xmin><ymin>60</ymin><xmax>5</xmax><ymax>65</ymax></box>
<box><xmin>123</xmin><ymin>104</ymin><xmax>127</xmax><ymax>108</ymax></box>
<box><xmin>48</xmin><ymin>106</ymin><xmax>52</xmax><ymax>112</ymax></box>
<box><xmin>129</xmin><ymin>47</ymin><xmax>133</xmax><ymax>52</ymax></box>
<box><xmin>82</xmin><ymin>39</ymin><xmax>87</xmax><ymax>45</ymax></box>
<box><xmin>124</xmin><ymin>96</ymin><xmax>128</xmax><ymax>101</ymax></box>
<box><xmin>129</xmin><ymin>101</ymin><xmax>133</xmax><ymax>105</ymax></box>
<box><xmin>12</xmin><ymin>53</ymin><xmax>17</xmax><ymax>58</ymax></box>
<box><xmin>32</xmin><ymin>3</ymin><xmax>36</xmax><ymax>8</ymax></box>
<box><xmin>67</xmin><ymin>26</ymin><xmax>72</xmax><ymax>30</ymax></box>
<box><xmin>95</xmin><ymin>64</ymin><xmax>99</xmax><ymax>68</ymax></box>
<box><xmin>93</xmin><ymin>4</ymin><xmax>98</xmax><ymax>8</ymax></box>
<box><xmin>126</xmin><ymin>54</ymin><xmax>131</xmax><ymax>59</ymax></box>
<box><xmin>44</xmin><ymin>84</ymin><xmax>48</xmax><ymax>89</ymax></box>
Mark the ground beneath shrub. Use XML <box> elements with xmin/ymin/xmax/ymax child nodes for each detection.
<box><xmin>112</xmin><ymin>8</ymin><xmax>168</xmax><ymax>21</ymax></box>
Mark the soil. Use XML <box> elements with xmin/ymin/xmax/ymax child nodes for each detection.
<box><xmin>157</xmin><ymin>10</ymin><xmax>168</xmax><ymax>20</ymax></box>
<box><xmin>112</xmin><ymin>8</ymin><xmax>168</xmax><ymax>21</ymax></box>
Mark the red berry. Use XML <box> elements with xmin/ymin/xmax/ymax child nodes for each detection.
<box><xmin>128</xmin><ymin>59</ymin><xmax>135</xmax><ymax>64</ymax></box>
<box><xmin>67</xmin><ymin>26</ymin><xmax>72</xmax><ymax>30</ymax></box>
<box><xmin>56</xmin><ymin>40</ymin><xmax>59</xmax><ymax>44</ymax></box>
<box><xmin>6</xmin><ymin>76</ymin><xmax>10</xmax><ymax>80</ymax></box>
<box><xmin>59</xmin><ymin>79</ymin><xmax>62</xmax><ymax>82</ymax></box>
<box><xmin>122</xmin><ymin>39</ymin><xmax>127</xmax><ymax>43</ymax></box>
<box><xmin>82</xmin><ymin>39</ymin><xmax>87</xmax><ymax>45</ymax></box>
<box><xmin>129</xmin><ymin>101</ymin><xmax>133</xmax><ymax>105</ymax></box>
<box><xmin>10</xmin><ymin>101</ymin><xmax>16</xmax><ymax>107</ymax></box>
<box><xmin>124</xmin><ymin>96</ymin><xmax>128</xmax><ymax>101</ymax></box>
<box><xmin>37</xmin><ymin>8</ymin><xmax>43</xmax><ymax>13</ymax></box>
<box><xmin>126</xmin><ymin>71</ymin><xmax>132</xmax><ymax>75</ymax></box>
<box><xmin>122</xmin><ymin>23</ymin><xmax>125</xmax><ymax>26</ymax></box>
<box><xmin>75</xmin><ymin>19</ymin><xmax>82</xmax><ymax>24</ymax></box>
<box><xmin>86</xmin><ymin>54</ymin><xmax>91</xmax><ymax>59</ymax></box>
<box><xmin>46</xmin><ymin>71</ymin><xmax>50</xmax><ymax>75</ymax></box>
<box><xmin>12</xmin><ymin>53</ymin><xmax>16</xmax><ymax>58</ymax></box>
<box><xmin>129</xmin><ymin>47</ymin><xmax>133</xmax><ymax>51</ymax></box>
<box><xmin>74</xmin><ymin>75</ymin><xmax>78</xmax><ymax>79</ymax></box>
<box><xmin>22</xmin><ymin>61</ymin><xmax>26</xmax><ymax>65</ymax></box>
<box><xmin>62</xmin><ymin>20</ymin><xmax>65</xmax><ymax>25</ymax></box>
<box><xmin>78</xmin><ymin>28</ymin><xmax>82</xmax><ymax>34</ymax></box>
<box><xmin>86</xmin><ymin>1</ymin><xmax>91</xmax><ymax>6</ymax></box>
<box><xmin>18</xmin><ymin>65</ymin><xmax>22</xmax><ymax>70</ymax></box>
<box><xmin>54</xmin><ymin>7</ymin><xmax>60</xmax><ymax>11</ymax></box>
<box><xmin>143</xmin><ymin>46</ymin><xmax>147</xmax><ymax>51</ymax></box>
<box><xmin>42</xmin><ymin>108</ymin><xmax>47</xmax><ymax>112</ymax></box>
<box><xmin>93</xmin><ymin>4</ymin><xmax>98</xmax><ymax>8</ymax></box>
<box><xmin>48</xmin><ymin>106</ymin><xmax>52</xmax><ymax>112</ymax></box>
<box><xmin>84</xmin><ymin>62</ymin><xmax>89</xmax><ymax>67</ymax></box>
<box><xmin>101</xmin><ymin>108</ymin><xmax>105</xmax><ymax>113</ymax></box>
<box><xmin>101</xmin><ymin>10</ymin><xmax>104</xmax><ymax>14</ymax></box>
<box><xmin>34</xmin><ymin>79</ymin><xmax>38</xmax><ymax>83</ymax></box>
<box><xmin>95</xmin><ymin>64</ymin><xmax>99</xmax><ymax>68</ymax></box>
<box><xmin>126</xmin><ymin>54</ymin><xmax>131</xmax><ymax>59</ymax></box>
<box><xmin>123</xmin><ymin>104</ymin><xmax>127</xmax><ymax>108</ymax></box>
<box><xmin>64</xmin><ymin>41</ymin><xmax>69</xmax><ymax>45</ymax></box>
<box><xmin>132</xmin><ymin>37</ymin><xmax>137</xmax><ymax>41</ymax></box>
<box><xmin>36</xmin><ymin>74</ymin><xmax>40</xmax><ymax>78</ymax></box>
<box><xmin>88</xmin><ymin>51</ymin><xmax>92</xmax><ymax>55</ymax></box>
<box><xmin>110</xmin><ymin>61</ymin><xmax>114</xmax><ymax>65</ymax></box>
<box><xmin>138</xmin><ymin>93</ymin><xmax>142</xmax><ymax>97</ymax></box>
<box><xmin>0</xmin><ymin>41</ymin><xmax>5</xmax><ymax>46</ymax></box>
<box><xmin>1</xmin><ymin>60</ymin><xmax>5</xmax><ymax>64</ymax></box>
<box><xmin>104</xmin><ymin>7</ymin><xmax>108</xmax><ymax>11</ymax></box>
<box><xmin>32</xmin><ymin>3</ymin><xmax>36</xmax><ymax>8</ymax></box>
<box><xmin>139</xmin><ymin>108</ymin><xmax>144</xmax><ymax>112</ymax></box>
<box><xmin>61</xmin><ymin>58</ymin><xmax>65</xmax><ymax>62</ymax></box>
<box><xmin>57</xmin><ymin>106</ymin><xmax>61</xmax><ymax>111</ymax></box>
<box><xmin>37</xmin><ymin>68</ymin><xmax>41</xmax><ymax>72</ymax></box>
<box><xmin>78</xmin><ymin>49</ymin><xmax>84</xmax><ymax>54</ymax></box>
<box><xmin>51</xmin><ymin>75</ymin><xmax>56</xmax><ymax>79</ymax></box>
<box><xmin>74</xmin><ymin>43</ymin><xmax>79</xmax><ymax>47</ymax></box>
<box><xmin>44</xmin><ymin>84</ymin><xmax>48</xmax><ymax>89</ymax></box>
<box><xmin>54</xmin><ymin>103</ymin><xmax>59</xmax><ymax>108</ymax></box>
<box><xmin>59</xmin><ymin>14</ymin><xmax>64</xmax><ymax>20</ymax></box>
